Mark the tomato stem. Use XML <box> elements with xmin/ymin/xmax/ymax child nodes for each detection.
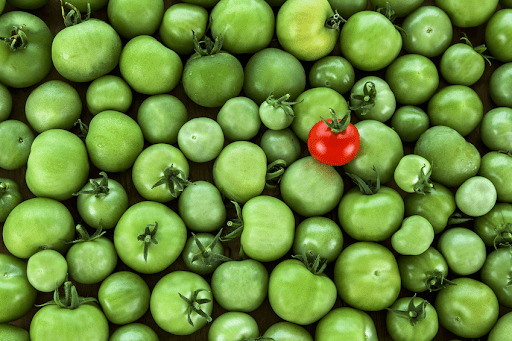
<box><xmin>152</xmin><ymin>165</ymin><xmax>192</xmax><ymax>198</ymax></box>
<box><xmin>178</xmin><ymin>289</ymin><xmax>213</xmax><ymax>326</ymax></box>
<box><xmin>0</xmin><ymin>25</ymin><xmax>28</xmax><ymax>51</ymax></box>
<box><xmin>292</xmin><ymin>248</ymin><xmax>328</xmax><ymax>275</ymax></box>
<box><xmin>324</xmin><ymin>10</ymin><xmax>346</xmax><ymax>32</ymax></box>
<box><xmin>349</xmin><ymin>82</ymin><xmax>377</xmax><ymax>116</ymax></box>
<box><xmin>386</xmin><ymin>294</ymin><xmax>428</xmax><ymax>326</ymax></box>
<box><xmin>191</xmin><ymin>229</ymin><xmax>231</xmax><ymax>266</ymax></box>
<box><xmin>137</xmin><ymin>222</ymin><xmax>159</xmax><ymax>263</ymax></box>
<box><xmin>265</xmin><ymin>159</ymin><xmax>287</xmax><ymax>188</ymax></box>
<box><xmin>321</xmin><ymin>108</ymin><xmax>351</xmax><ymax>134</ymax></box>
<box><xmin>460</xmin><ymin>32</ymin><xmax>494</xmax><ymax>66</ymax></box>
<box><xmin>346</xmin><ymin>166</ymin><xmax>381</xmax><ymax>195</ymax></box>
<box><xmin>73</xmin><ymin>171</ymin><xmax>110</xmax><ymax>197</ymax></box>
<box><xmin>60</xmin><ymin>0</ymin><xmax>90</xmax><ymax>27</ymax></box>
<box><xmin>36</xmin><ymin>280</ymin><xmax>98</xmax><ymax>310</ymax></box>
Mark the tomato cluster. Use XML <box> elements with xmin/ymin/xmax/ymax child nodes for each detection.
<box><xmin>1</xmin><ymin>0</ymin><xmax>512</xmax><ymax>340</ymax></box>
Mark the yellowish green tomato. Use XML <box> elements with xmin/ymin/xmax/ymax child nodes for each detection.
<box><xmin>455</xmin><ymin>176</ymin><xmax>497</xmax><ymax>217</ymax></box>
<box><xmin>217</xmin><ymin>97</ymin><xmax>261</xmax><ymax>141</ymax></box>
<box><xmin>391</xmin><ymin>215</ymin><xmax>435</xmax><ymax>256</ymax></box>
<box><xmin>86</xmin><ymin>75</ymin><xmax>133</xmax><ymax>115</ymax></box>
<box><xmin>0</xmin><ymin>83</ymin><xmax>12</xmax><ymax>122</ymax></box>
<box><xmin>177</xmin><ymin>117</ymin><xmax>224</xmax><ymax>163</ymax></box>
<box><xmin>27</xmin><ymin>250</ymin><xmax>68</xmax><ymax>292</ymax></box>
<box><xmin>263</xmin><ymin>321</ymin><xmax>313</xmax><ymax>341</ymax></box>
<box><xmin>394</xmin><ymin>154</ymin><xmax>433</xmax><ymax>194</ymax></box>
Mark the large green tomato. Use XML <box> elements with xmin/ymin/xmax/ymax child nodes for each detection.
<box><xmin>177</xmin><ymin>117</ymin><xmax>224</xmax><ymax>163</ymax></box>
<box><xmin>489</xmin><ymin>311</ymin><xmax>512</xmax><ymax>341</ymax></box>
<box><xmin>217</xmin><ymin>97</ymin><xmax>261</xmax><ymax>141</ymax></box>
<box><xmin>86</xmin><ymin>110</ymin><xmax>144</xmax><ymax>173</ymax></box>
<box><xmin>120</xmin><ymin>35</ymin><xmax>183</xmax><ymax>95</ymax></box>
<box><xmin>3</xmin><ymin>198</ymin><xmax>75</xmax><ymax>259</ymax></box>
<box><xmin>343</xmin><ymin>120</ymin><xmax>404</xmax><ymax>184</ymax></box>
<box><xmin>86</xmin><ymin>75</ymin><xmax>133</xmax><ymax>116</ymax></box>
<box><xmin>52</xmin><ymin>18</ymin><xmax>122</xmax><ymax>82</ymax></box>
<box><xmin>114</xmin><ymin>201</ymin><xmax>187</xmax><ymax>274</ymax></box>
<box><xmin>0</xmin><ymin>11</ymin><xmax>52</xmax><ymax>88</ymax></box>
<box><xmin>26</xmin><ymin>129</ymin><xmax>89</xmax><ymax>201</ymax></box>
<box><xmin>240</xmin><ymin>195</ymin><xmax>295</xmax><ymax>262</ymax></box>
<box><xmin>107</xmin><ymin>0</ymin><xmax>164</xmax><ymax>39</ymax></box>
<box><xmin>268</xmin><ymin>258</ymin><xmax>337</xmax><ymax>325</ymax></box>
<box><xmin>435</xmin><ymin>0</ymin><xmax>499</xmax><ymax>27</ymax></box>
<box><xmin>280</xmin><ymin>156</ymin><xmax>344</xmax><ymax>217</ymax></box>
<box><xmin>440</xmin><ymin>39</ymin><xmax>488</xmax><ymax>86</ymax></box>
<box><xmin>334</xmin><ymin>242</ymin><xmax>401</xmax><ymax>311</ymax></box>
<box><xmin>276</xmin><ymin>0</ymin><xmax>339</xmax><ymax>61</ymax></box>
<box><xmin>315</xmin><ymin>307</ymin><xmax>377</xmax><ymax>341</ymax></box>
<box><xmin>150</xmin><ymin>271</ymin><xmax>213</xmax><ymax>335</ymax></box>
<box><xmin>0</xmin><ymin>254</ymin><xmax>37</xmax><ymax>323</ymax></box>
<box><xmin>293</xmin><ymin>216</ymin><xmax>343</xmax><ymax>263</ymax></box>
<box><xmin>414</xmin><ymin>126</ymin><xmax>481</xmax><ymax>188</ymax></box>
<box><xmin>435</xmin><ymin>277</ymin><xmax>499</xmax><ymax>338</ymax></box>
<box><xmin>210</xmin><ymin>0</ymin><xmax>274</xmax><ymax>54</ymax></box>
<box><xmin>340</xmin><ymin>10</ymin><xmax>402</xmax><ymax>71</ymax></box>
<box><xmin>213</xmin><ymin>141</ymin><xmax>267</xmax><ymax>204</ymax></box>
<box><xmin>455</xmin><ymin>176</ymin><xmax>497</xmax><ymax>217</ymax></box>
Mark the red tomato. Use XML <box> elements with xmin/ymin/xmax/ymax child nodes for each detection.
<box><xmin>307</xmin><ymin>110</ymin><xmax>360</xmax><ymax>166</ymax></box>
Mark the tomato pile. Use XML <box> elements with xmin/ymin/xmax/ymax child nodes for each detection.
<box><xmin>1</xmin><ymin>0</ymin><xmax>512</xmax><ymax>340</ymax></box>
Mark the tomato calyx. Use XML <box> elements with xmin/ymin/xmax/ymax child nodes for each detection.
<box><xmin>386</xmin><ymin>294</ymin><xmax>428</xmax><ymax>326</ymax></box>
<box><xmin>425</xmin><ymin>270</ymin><xmax>456</xmax><ymax>292</ymax></box>
<box><xmin>493</xmin><ymin>221</ymin><xmax>512</xmax><ymax>249</ymax></box>
<box><xmin>375</xmin><ymin>2</ymin><xmax>406</xmax><ymax>36</ymax></box>
<box><xmin>447</xmin><ymin>212</ymin><xmax>473</xmax><ymax>227</ymax></box>
<box><xmin>178</xmin><ymin>288</ymin><xmax>213</xmax><ymax>326</ymax></box>
<box><xmin>221</xmin><ymin>201</ymin><xmax>244</xmax><ymax>242</ymax></box>
<box><xmin>65</xmin><ymin>224</ymin><xmax>106</xmax><ymax>244</ymax></box>
<box><xmin>0</xmin><ymin>25</ymin><xmax>28</xmax><ymax>51</ymax></box>
<box><xmin>73</xmin><ymin>119</ymin><xmax>89</xmax><ymax>139</ymax></box>
<box><xmin>137</xmin><ymin>221</ymin><xmax>159</xmax><ymax>263</ymax></box>
<box><xmin>37</xmin><ymin>280</ymin><xmax>98</xmax><ymax>310</ymax></box>
<box><xmin>263</xmin><ymin>92</ymin><xmax>299</xmax><ymax>118</ymax></box>
<box><xmin>460</xmin><ymin>32</ymin><xmax>494</xmax><ymax>66</ymax></box>
<box><xmin>0</xmin><ymin>181</ymin><xmax>8</xmax><ymax>194</ymax></box>
<box><xmin>265</xmin><ymin>159</ymin><xmax>287</xmax><ymax>189</ymax></box>
<box><xmin>413</xmin><ymin>163</ymin><xmax>435</xmax><ymax>195</ymax></box>
<box><xmin>59</xmin><ymin>0</ymin><xmax>91</xmax><ymax>27</ymax></box>
<box><xmin>73</xmin><ymin>171</ymin><xmax>110</xmax><ymax>198</ymax></box>
<box><xmin>152</xmin><ymin>165</ymin><xmax>193</xmax><ymax>198</ymax></box>
<box><xmin>349</xmin><ymin>81</ymin><xmax>376</xmax><ymax>116</ymax></box>
<box><xmin>292</xmin><ymin>248</ymin><xmax>328</xmax><ymax>275</ymax></box>
<box><xmin>191</xmin><ymin>229</ymin><xmax>231</xmax><ymax>266</ymax></box>
<box><xmin>192</xmin><ymin>30</ymin><xmax>223</xmax><ymax>57</ymax></box>
<box><xmin>324</xmin><ymin>10</ymin><xmax>346</xmax><ymax>32</ymax></box>
<box><xmin>346</xmin><ymin>166</ymin><xmax>381</xmax><ymax>195</ymax></box>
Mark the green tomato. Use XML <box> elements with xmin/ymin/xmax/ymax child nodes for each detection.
<box><xmin>490</xmin><ymin>62</ymin><xmax>512</xmax><ymax>108</ymax></box>
<box><xmin>480</xmin><ymin>107</ymin><xmax>512</xmax><ymax>151</ymax></box>
<box><xmin>178</xmin><ymin>180</ymin><xmax>226</xmax><ymax>233</ymax></box>
<box><xmin>349</xmin><ymin>76</ymin><xmax>396</xmax><ymax>122</ymax></box>
<box><xmin>0</xmin><ymin>120</ymin><xmax>34</xmax><ymax>170</ymax></box>
<box><xmin>0</xmin><ymin>254</ymin><xmax>37</xmax><ymax>323</ymax></box>
<box><xmin>293</xmin><ymin>216</ymin><xmax>343</xmax><ymax>263</ymax></box>
<box><xmin>0</xmin><ymin>11</ymin><xmax>52</xmax><ymax>88</ymax></box>
<box><xmin>213</xmin><ymin>141</ymin><xmax>267</xmax><ymax>204</ymax></box>
<box><xmin>489</xmin><ymin>311</ymin><xmax>512</xmax><ymax>341</ymax></box>
<box><xmin>481</xmin><ymin>247</ymin><xmax>512</xmax><ymax>308</ymax></box>
<box><xmin>107</xmin><ymin>0</ymin><xmax>164</xmax><ymax>39</ymax></box>
<box><xmin>0</xmin><ymin>83</ymin><xmax>11</xmax><ymax>122</ymax></box>
<box><xmin>280</xmin><ymin>156</ymin><xmax>344</xmax><ymax>217</ymax></box>
<box><xmin>208</xmin><ymin>312</ymin><xmax>259</xmax><ymax>341</ymax></box>
<box><xmin>309</xmin><ymin>55</ymin><xmax>355</xmax><ymax>95</ymax></box>
<box><xmin>394</xmin><ymin>154</ymin><xmax>433</xmax><ymax>194</ymax></box>
<box><xmin>0</xmin><ymin>324</ymin><xmax>29</xmax><ymax>341</ymax></box>
<box><xmin>404</xmin><ymin>182</ymin><xmax>456</xmax><ymax>234</ymax></box>
<box><xmin>240</xmin><ymin>195</ymin><xmax>295</xmax><ymax>262</ymax></box>
<box><xmin>182</xmin><ymin>232</ymin><xmax>226</xmax><ymax>275</ymax></box>
<box><xmin>437</xmin><ymin>227</ymin><xmax>487</xmax><ymax>276</ymax></box>
<box><xmin>343</xmin><ymin>120</ymin><xmax>404</xmax><ymax>184</ymax></box>
<box><xmin>390</xmin><ymin>105</ymin><xmax>429</xmax><ymax>143</ymax></box>
<box><xmin>25</xmin><ymin>80</ymin><xmax>82</xmax><ymax>133</ymax></box>
<box><xmin>210</xmin><ymin>0</ymin><xmax>275</xmax><ymax>54</ymax></box>
<box><xmin>7</xmin><ymin>0</ymin><xmax>47</xmax><ymax>9</ymax></box>
<box><xmin>414</xmin><ymin>126</ymin><xmax>481</xmax><ymax>187</ymax></box>
<box><xmin>427</xmin><ymin>85</ymin><xmax>483</xmax><ymax>136</ymax></box>
<box><xmin>3</xmin><ymin>198</ymin><xmax>75</xmax><ymax>259</ymax></box>
<box><xmin>455</xmin><ymin>176</ymin><xmax>497</xmax><ymax>217</ymax></box>
<box><xmin>86</xmin><ymin>75</ymin><xmax>133</xmax><ymax>116</ymax></box>
<box><xmin>397</xmin><ymin>246</ymin><xmax>450</xmax><ymax>293</ymax></box>
<box><xmin>114</xmin><ymin>201</ymin><xmax>187</xmax><ymax>274</ymax></box>
<box><xmin>434</xmin><ymin>277</ymin><xmax>499</xmax><ymax>338</ymax></box>
<box><xmin>328</xmin><ymin>0</ymin><xmax>368</xmax><ymax>18</ymax></box>
<box><xmin>401</xmin><ymin>5</ymin><xmax>453</xmax><ymax>58</ymax></box>
<box><xmin>0</xmin><ymin>177</ymin><xmax>22</xmax><ymax>223</ymax></box>
<box><xmin>473</xmin><ymin>203</ymin><xmax>512</xmax><ymax>247</ymax></box>
<box><xmin>27</xmin><ymin>249</ymin><xmax>68</xmax><ymax>292</ymax></box>
<box><xmin>269</xmin><ymin>258</ymin><xmax>337</xmax><ymax>324</ymax></box>
<box><xmin>178</xmin><ymin>117</ymin><xmax>224</xmax><ymax>163</ymax></box>
<box><xmin>386</xmin><ymin>296</ymin><xmax>439</xmax><ymax>341</ymax></box>
<box><xmin>291</xmin><ymin>87</ymin><xmax>349</xmax><ymax>143</ymax></box>
<box><xmin>243</xmin><ymin>47</ymin><xmax>306</xmax><ymax>105</ymax></box>
<box><xmin>435</xmin><ymin>0</ymin><xmax>499</xmax><ymax>27</ymax></box>
<box><xmin>334</xmin><ymin>242</ymin><xmax>401</xmax><ymax>311</ymax></box>
<box><xmin>86</xmin><ymin>110</ymin><xmax>144</xmax><ymax>173</ymax></box>
<box><xmin>181</xmin><ymin>0</ymin><xmax>219</xmax><ymax>8</ymax></box>
<box><xmin>217</xmin><ymin>97</ymin><xmax>261</xmax><ymax>141</ymax></box>
<box><xmin>75</xmin><ymin>172</ymin><xmax>129</xmax><ymax>230</ymax></box>
<box><xmin>340</xmin><ymin>10</ymin><xmax>402</xmax><ymax>71</ymax></box>
<box><xmin>440</xmin><ymin>40</ymin><xmax>487</xmax><ymax>86</ymax></box>
<box><xmin>385</xmin><ymin>53</ymin><xmax>439</xmax><ymax>105</ymax></box>
<box><xmin>391</xmin><ymin>215</ymin><xmax>435</xmax><ymax>256</ymax></box>
<box><xmin>263</xmin><ymin>321</ymin><xmax>313</xmax><ymax>341</ymax></box>
<box><xmin>338</xmin><ymin>185</ymin><xmax>404</xmax><ymax>242</ymax></box>
<box><xmin>479</xmin><ymin>151</ymin><xmax>512</xmax><ymax>203</ymax></box>
<box><xmin>211</xmin><ymin>259</ymin><xmax>268</xmax><ymax>312</ymax></box>
<box><xmin>109</xmin><ymin>323</ymin><xmax>159</xmax><ymax>341</ymax></box>
<box><xmin>98</xmin><ymin>271</ymin><xmax>150</xmax><ymax>325</ymax></box>
<box><xmin>26</xmin><ymin>129</ymin><xmax>89</xmax><ymax>201</ymax></box>
<box><xmin>159</xmin><ymin>3</ymin><xmax>208</xmax><ymax>55</ymax></box>
<box><xmin>315</xmin><ymin>307</ymin><xmax>377</xmax><ymax>341</ymax></box>
<box><xmin>120</xmin><ymin>35</ymin><xmax>183</xmax><ymax>95</ymax></box>
<box><xmin>485</xmin><ymin>9</ymin><xmax>512</xmax><ymax>63</ymax></box>
<box><xmin>137</xmin><ymin>94</ymin><xmax>188</xmax><ymax>144</ymax></box>
<box><xmin>276</xmin><ymin>0</ymin><xmax>338</xmax><ymax>61</ymax></box>
<box><xmin>260</xmin><ymin>128</ymin><xmax>301</xmax><ymax>166</ymax></box>
<box><xmin>150</xmin><ymin>271</ymin><xmax>213</xmax><ymax>335</ymax></box>
<box><xmin>369</xmin><ymin>0</ymin><xmax>423</xmax><ymax>17</ymax></box>
<box><xmin>52</xmin><ymin>18</ymin><xmax>122</xmax><ymax>82</ymax></box>
<box><xmin>259</xmin><ymin>93</ymin><xmax>296</xmax><ymax>130</ymax></box>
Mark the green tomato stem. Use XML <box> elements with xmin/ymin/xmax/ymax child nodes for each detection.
<box><xmin>137</xmin><ymin>222</ymin><xmax>159</xmax><ymax>263</ymax></box>
<box><xmin>179</xmin><ymin>289</ymin><xmax>212</xmax><ymax>327</ymax></box>
<box><xmin>0</xmin><ymin>25</ymin><xmax>28</xmax><ymax>51</ymax></box>
<box><xmin>152</xmin><ymin>165</ymin><xmax>192</xmax><ymax>198</ymax></box>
